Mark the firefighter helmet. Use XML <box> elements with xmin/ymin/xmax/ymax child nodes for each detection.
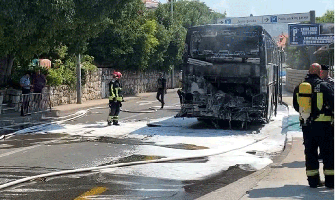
<box><xmin>113</xmin><ymin>71</ymin><xmax>122</xmax><ymax>78</ymax></box>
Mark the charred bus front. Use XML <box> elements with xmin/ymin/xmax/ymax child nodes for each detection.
<box><xmin>177</xmin><ymin>24</ymin><xmax>280</xmax><ymax>124</ymax></box>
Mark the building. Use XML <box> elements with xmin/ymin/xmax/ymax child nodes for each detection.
<box><xmin>142</xmin><ymin>0</ymin><xmax>159</xmax><ymax>10</ymax></box>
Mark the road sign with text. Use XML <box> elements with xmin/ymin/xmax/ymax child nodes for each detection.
<box><xmin>217</xmin><ymin>12</ymin><xmax>311</xmax><ymax>25</ymax></box>
<box><xmin>288</xmin><ymin>24</ymin><xmax>334</xmax><ymax>46</ymax></box>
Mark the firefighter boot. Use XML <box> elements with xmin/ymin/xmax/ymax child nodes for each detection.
<box><xmin>113</xmin><ymin>120</ymin><xmax>120</xmax><ymax>126</ymax></box>
<box><xmin>325</xmin><ymin>175</ymin><xmax>334</xmax><ymax>188</ymax></box>
<box><xmin>308</xmin><ymin>175</ymin><xmax>322</xmax><ymax>188</ymax></box>
<box><xmin>107</xmin><ymin>116</ymin><xmax>112</xmax><ymax>126</ymax></box>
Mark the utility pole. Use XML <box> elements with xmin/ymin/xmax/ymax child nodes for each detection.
<box><xmin>308</xmin><ymin>10</ymin><xmax>316</xmax><ymax>65</ymax></box>
<box><xmin>76</xmin><ymin>53</ymin><xmax>82</xmax><ymax>104</ymax></box>
<box><xmin>170</xmin><ymin>0</ymin><xmax>175</xmax><ymax>88</ymax></box>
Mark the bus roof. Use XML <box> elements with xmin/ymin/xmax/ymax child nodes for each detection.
<box><xmin>187</xmin><ymin>24</ymin><xmax>264</xmax><ymax>29</ymax></box>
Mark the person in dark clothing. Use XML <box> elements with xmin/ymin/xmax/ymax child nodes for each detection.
<box><xmin>107</xmin><ymin>72</ymin><xmax>123</xmax><ymax>126</ymax></box>
<box><xmin>156</xmin><ymin>72</ymin><xmax>167</xmax><ymax>109</ymax></box>
<box><xmin>20</xmin><ymin>72</ymin><xmax>32</xmax><ymax>116</ymax></box>
<box><xmin>293</xmin><ymin>63</ymin><xmax>334</xmax><ymax>189</ymax></box>
<box><xmin>318</xmin><ymin>64</ymin><xmax>334</xmax><ymax>161</ymax></box>
<box><xmin>32</xmin><ymin>69</ymin><xmax>47</xmax><ymax>110</ymax></box>
<box><xmin>320</xmin><ymin>65</ymin><xmax>334</xmax><ymax>87</ymax></box>
<box><xmin>32</xmin><ymin>69</ymin><xmax>46</xmax><ymax>93</ymax></box>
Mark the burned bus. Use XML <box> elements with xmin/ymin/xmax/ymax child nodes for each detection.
<box><xmin>176</xmin><ymin>24</ymin><xmax>281</xmax><ymax>127</ymax></box>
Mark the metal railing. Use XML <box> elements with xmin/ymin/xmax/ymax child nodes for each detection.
<box><xmin>20</xmin><ymin>93</ymin><xmax>51</xmax><ymax>115</ymax></box>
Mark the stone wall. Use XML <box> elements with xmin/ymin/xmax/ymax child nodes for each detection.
<box><xmin>285</xmin><ymin>68</ymin><xmax>308</xmax><ymax>92</ymax></box>
<box><xmin>48</xmin><ymin>68</ymin><xmax>181</xmax><ymax>106</ymax></box>
<box><xmin>48</xmin><ymin>69</ymin><xmax>102</xmax><ymax>106</ymax></box>
<box><xmin>101</xmin><ymin>68</ymin><xmax>181</xmax><ymax>98</ymax></box>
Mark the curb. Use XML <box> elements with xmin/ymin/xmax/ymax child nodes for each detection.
<box><xmin>197</xmin><ymin>132</ymin><xmax>292</xmax><ymax>200</ymax></box>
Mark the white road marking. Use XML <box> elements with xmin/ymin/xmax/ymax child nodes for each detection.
<box><xmin>136</xmin><ymin>101</ymin><xmax>157</xmax><ymax>106</ymax></box>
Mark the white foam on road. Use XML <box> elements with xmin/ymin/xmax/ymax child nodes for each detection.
<box><xmin>12</xmin><ymin>106</ymin><xmax>296</xmax><ymax>181</ymax></box>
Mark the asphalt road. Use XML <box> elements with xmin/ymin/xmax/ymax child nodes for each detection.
<box><xmin>0</xmin><ymin>91</ymin><xmax>259</xmax><ymax>199</ymax></box>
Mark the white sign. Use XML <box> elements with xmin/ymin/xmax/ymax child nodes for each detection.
<box><xmin>218</xmin><ymin>12</ymin><xmax>311</xmax><ymax>25</ymax></box>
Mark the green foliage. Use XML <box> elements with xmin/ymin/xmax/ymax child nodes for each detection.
<box><xmin>44</xmin><ymin>45</ymin><xmax>97</xmax><ymax>88</ymax></box>
<box><xmin>285</xmin><ymin>46</ymin><xmax>310</xmax><ymax>70</ymax></box>
<box><xmin>316</xmin><ymin>10</ymin><xmax>334</xmax><ymax>23</ymax></box>
<box><xmin>155</xmin><ymin>1</ymin><xmax>225</xmax><ymax>29</ymax></box>
<box><xmin>89</xmin><ymin>0</ymin><xmax>224</xmax><ymax>72</ymax></box>
<box><xmin>47</xmin><ymin>68</ymin><xmax>63</xmax><ymax>87</ymax></box>
<box><xmin>0</xmin><ymin>0</ymin><xmax>130</xmax><ymax>86</ymax></box>
<box><xmin>88</xmin><ymin>0</ymin><xmax>155</xmax><ymax>71</ymax></box>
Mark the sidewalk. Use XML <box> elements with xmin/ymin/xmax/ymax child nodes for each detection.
<box><xmin>0</xmin><ymin>89</ymin><xmax>179</xmax><ymax>135</ymax></box>
<box><xmin>47</xmin><ymin>88</ymin><xmax>180</xmax><ymax>117</ymax></box>
<box><xmin>197</xmin><ymin>85</ymin><xmax>334</xmax><ymax>200</ymax></box>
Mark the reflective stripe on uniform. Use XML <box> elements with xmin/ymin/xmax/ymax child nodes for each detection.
<box><xmin>110</xmin><ymin>84</ymin><xmax>115</xmax><ymax>98</ymax></box>
<box><xmin>107</xmin><ymin>116</ymin><xmax>112</xmax><ymax>121</ymax></box>
<box><xmin>113</xmin><ymin>116</ymin><xmax>119</xmax><ymax>120</ymax></box>
<box><xmin>116</xmin><ymin>97</ymin><xmax>123</xmax><ymax>101</ymax></box>
<box><xmin>316</xmin><ymin>93</ymin><xmax>323</xmax><ymax>111</ymax></box>
<box><xmin>108</xmin><ymin>96</ymin><xmax>114</xmax><ymax>100</ymax></box>
<box><xmin>306</xmin><ymin>169</ymin><xmax>319</xmax><ymax>176</ymax></box>
<box><xmin>115</xmin><ymin>88</ymin><xmax>119</xmax><ymax>97</ymax></box>
<box><xmin>315</xmin><ymin>114</ymin><xmax>333</xmax><ymax>121</ymax></box>
<box><xmin>324</xmin><ymin>169</ymin><xmax>334</xmax><ymax>176</ymax></box>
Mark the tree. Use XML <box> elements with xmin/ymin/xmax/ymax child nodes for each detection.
<box><xmin>0</xmin><ymin>0</ymin><xmax>129</xmax><ymax>87</ymax></box>
<box><xmin>88</xmin><ymin>0</ymin><xmax>161</xmax><ymax>71</ymax></box>
<box><xmin>88</xmin><ymin>0</ymin><xmax>225</xmax><ymax>72</ymax></box>
<box><xmin>0</xmin><ymin>0</ymin><xmax>72</xmax><ymax>86</ymax></box>
<box><xmin>316</xmin><ymin>10</ymin><xmax>334</xmax><ymax>23</ymax></box>
<box><xmin>154</xmin><ymin>0</ymin><xmax>224</xmax><ymax>70</ymax></box>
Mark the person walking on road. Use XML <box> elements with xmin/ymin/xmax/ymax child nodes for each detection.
<box><xmin>156</xmin><ymin>72</ymin><xmax>167</xmax><ymax>109</ymax></box>
<box><xmin>20</xmin><ymin>72</ymin><xmax>32</xmax><ymax>116</ymax></box>
<box><xmin>293</xmin><ymin>63</ymin><xmax>334</xmax><ymax>188</ymax></box>
<box><xmin>107</xmin><ymin>72</ymin><xmax>123</xmax><ymax>126</ymax></box>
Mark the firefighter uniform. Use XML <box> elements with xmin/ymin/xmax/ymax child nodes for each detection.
<box><xmin>293</xmin><ymin>73</ymin><xmax>334</xmax><ymax>188</ymax></box>
<box><xmin>321</xmin><ymin>65</ymin><xmax>334</xmax><ymax>88</ymax></box>
<box><xmin>108</xmin><ymin>73</ymin><xmax>123</xmax><ymax>126</ymax></box>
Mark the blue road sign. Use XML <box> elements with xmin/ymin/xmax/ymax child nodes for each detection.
<box><xmin>288</xmin><ymin>24</ymin><xmax>334</xmax><ymax>46</ymax></box>
<box><xmin>225</xmin><ymin>19</ymin><xmax>231</xmax><ymax>24</ymax></box>
<box><xmin>270</xmin><ymin>16</ymin><xmax>277</xmax><ymax>23</ymax></box>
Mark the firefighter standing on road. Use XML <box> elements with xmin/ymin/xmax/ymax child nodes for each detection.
<box><xmin>293</xmin><ymin>63</ymin><xmax>334</xmax><ymax>188</ymax></box>
<box><xmin>108</xmin><ymin>72</ymin><xmax>123</xmax><ymax>126</ymax></box>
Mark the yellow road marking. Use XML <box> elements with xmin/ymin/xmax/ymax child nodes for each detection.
<box><xmin>74</xmin><ymin>186</ymin><xmax>107</xmax><ymax>200</ymax></box>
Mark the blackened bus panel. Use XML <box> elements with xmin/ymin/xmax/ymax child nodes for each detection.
<box><xmin>177</xmin><ymin>24</ymin><xmax>280</xmax><ymax>125</ymax></box>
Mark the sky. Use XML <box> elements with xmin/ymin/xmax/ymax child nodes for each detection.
<box><xmin>11</xmin><ymin>105</ymin><xmax>302</xmax><ymax>181</ymax></box>
<box><xmin>160</xmin><ymin>0</ymin><xmax>334</xmax><ymax>18</ymax></box>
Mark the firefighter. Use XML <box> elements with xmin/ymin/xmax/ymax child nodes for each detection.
<box><xmin>293</xmin><ymin>63</ymin><xmax>334</xmax><ymax>188</ymax></box>
<box><xmin>320</xmin><ymin>65</ymin><xmax>334</xmax><ymax>88</ymax></box>
<box><xmin>107</xmin><ymin>72</ymin><xmax>123</xmax><ymax>126</ymax></box>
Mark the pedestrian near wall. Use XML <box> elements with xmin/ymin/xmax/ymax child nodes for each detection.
<box><xmin>20</xmin><ymin>72</ymin><xmax>32</xmax><ymax>116</ymax></box>
<box><xmin>32</xmin><ymin>69</ymin><xmax>47</xmax><ymax>110</ymax></box>
<box><xmin>32</xmin><ymin>69</ymin><xmax>46</xmax><ymax>93</ymax></box>
<box><xmin>293</xmin><ymin>63</ymin><xmax>334</xmax><ymax>188</ymax></box>
<box><xmin>107</xmin><ymin>72</ymin><xmax>123</xmax><ymax>126</ymax></box>
<box><xmin>156</xmin><ymin>72</ymin><xmax>167</xmax><ymax>109</ymax></box>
